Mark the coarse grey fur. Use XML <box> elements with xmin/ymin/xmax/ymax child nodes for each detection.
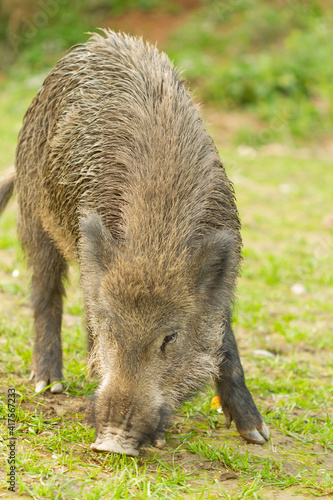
<box><xmin>1</xmin><ymin>30</ymin><xmax>269</xmax><ymax>455</ymax></box>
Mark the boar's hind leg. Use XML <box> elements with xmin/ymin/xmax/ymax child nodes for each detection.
<box><xmin>216</xmin><ymin>315</ymin><xmax>270</xmax><ymax>444</ymax></box>
<box><xmin>28</xmin><ymin>229</ymin><xmax>67</xmax><ymax>394</ymax></box>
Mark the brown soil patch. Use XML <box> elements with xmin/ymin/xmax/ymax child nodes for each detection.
<box><xmin>102</xmin><ymin>0</ymin><xmax>202</xmax><ymax>49</ymax></box>
<box><xmin>202</xmin><ymin>107</ymin><xmax>265</xmax><ymax>148</ymax></box>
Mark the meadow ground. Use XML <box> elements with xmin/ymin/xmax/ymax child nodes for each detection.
<box><xmin>0</xmin><ymin>74</ymin><xmax>332</xmax><ymax>499</ymax></box>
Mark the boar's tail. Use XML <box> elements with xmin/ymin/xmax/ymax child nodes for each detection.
<box><xmin>0</xmin><ymin>171</ymin><xmax>15</xmax><ymax>214</ymax></box>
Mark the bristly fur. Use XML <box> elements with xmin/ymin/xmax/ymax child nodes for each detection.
<box><xmin>12</xmin><ymin>30</ymin><xmax>246</xmax><ymax>453</ymax></box>
<box><xmin>16</xmin><ymin>29</ymin><xmax>241</xmax><ymax>260</ymax></box>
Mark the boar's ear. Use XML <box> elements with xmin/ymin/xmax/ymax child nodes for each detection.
<box><xmin>79</xmin><ymin>212</ymin><xmax>117</xmax><ymax>280</ymax></box>
<box><xmin>193</xmin><ymin>230</ymin><xmax>238</xmax><ymax>304</ymax></box>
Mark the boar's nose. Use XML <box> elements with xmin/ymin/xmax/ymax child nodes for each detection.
<box><xmin>91</xmin><ymin>435</ymin><xmax>139</xmax><ymax>456</ymax></box>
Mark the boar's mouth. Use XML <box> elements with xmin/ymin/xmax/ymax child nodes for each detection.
<box><xmin>91</xmin><ymin>425</ymin><xmax>160</xmax><ymax>456</ymax></box>
<box><xmin>91</xmin><ymin>431</ymin><xmax>140</xmax><ymax>456</ymax></box>
<box><xmin>90</xmin><ymin>395</ymin><xmax>170</xmax><ymax>457</ymax></box>
<box><xmin>90</xmin><ymin>405</ymin><xmax>168</xmax><ymax>456</ymax></box>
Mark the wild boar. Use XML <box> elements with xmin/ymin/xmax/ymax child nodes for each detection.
<box><xmin>0</xmin><ymin>30</ymin><xmax>269</xmax><ymax>455</ymax></box>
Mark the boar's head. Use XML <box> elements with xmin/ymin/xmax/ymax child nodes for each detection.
<box><xmin>80</xmin><ymin>213</ymin><xmax>238</xmax><ymax>456</ymax></box>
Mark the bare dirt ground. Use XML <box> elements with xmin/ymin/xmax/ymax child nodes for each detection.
<box><xmin>102</xmin><ymin>0</ymin><xmax>201</xmax><ymax>48</ymax></box>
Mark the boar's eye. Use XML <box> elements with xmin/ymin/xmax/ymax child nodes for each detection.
<box><xmin>161</xmin><ymin>332</ymin><xmax>178</xmax><ymax>351</ymax></box>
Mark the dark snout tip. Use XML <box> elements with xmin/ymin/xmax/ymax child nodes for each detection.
<box><xmin>90</xmin><ymin>440</ymin><xmax>139</xmax><ymax>457</ymax></box>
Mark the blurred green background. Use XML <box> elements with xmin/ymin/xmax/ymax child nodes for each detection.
<box><xmin>0</xmin><ymin>0</ymin><xmax>332</xmax><ymax>149</ymax></box>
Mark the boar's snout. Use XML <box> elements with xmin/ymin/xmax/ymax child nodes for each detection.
<box><xmin>91</xmin><ymin>380</ymin><xmax>164</xmax><ymax>456</ymax></box>
<box><xmin>91</xmin><ymin>416</ymin><xmax>160</xmax><ymax>456</ymax></box>
<box><xmin>91</xmin><ymin>432</ymin><xmax>140</xmax><ymax>456</ymax></box>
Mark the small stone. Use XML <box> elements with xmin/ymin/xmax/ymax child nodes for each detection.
<box><xmin>219</xmin><ymin>471</ymin><xmax>238</xmax><ymax>481</ymax></box>
<box><xmin>279</xmin><ymin>183</ymin><xmax>296</xmax><ymax>194</ymax></box>
<box><xmin>253</xmin><ymin>349</ymin><xmax>275</xmax><ymax>358</ymax></box>
<box><xmin>237</xmin><ymin>145</ymin><xmax>257</xmax><ymax>158</ymax></box>
<box><xmin>291</xmin><ymin>283</ymin><xmax>306</xmax><ymax>295</ymax></box>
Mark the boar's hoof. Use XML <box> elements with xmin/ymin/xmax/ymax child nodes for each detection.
<box><xmin>239</xmin><ymin>422</ymin><xmax>270</xmax><ymax>445</ymax></box>
<box><xmin>219</xmin><ymin>385</ymin><xmax>270</xmax><ymax>445</ymax></box>
<box><xmin>50</xmin><ymin>382</ymin><xmax>64</xmax><ymax>394</ymax></box>
<box><xmin>34</xmin><ymin>380</ymin><xmax>64</xmax><ymax>394</ymax></box>
<box><xmin>35</xmin><ymin>381</ymin><xmax>48</xmax><ymax>393</ymax></box>
<box><xmin>91</xmin><ymin>439</ymin><xmax>139</xmax><ymax>456</ymax></box>
<box><xmin>154</xmin><ymin>434</ymin><xmax>166</xmax><ymax>449</ymax></box>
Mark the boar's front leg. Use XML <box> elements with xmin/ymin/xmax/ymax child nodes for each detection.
<box><xmin>29</xmin><ymin>229</ymin><xmax>67</xmax><ymax>394</ymax></box>
<box><xmin>216</xmin><ymin>315</ymin><xmax>270</xmax><ymax>444</ymax></box>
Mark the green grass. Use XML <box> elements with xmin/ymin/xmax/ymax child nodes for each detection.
<box><xmin>1</xmin><ymin>1</ymin><xmax>333</xmax><ymax>145</ymax></box>
<box><xmin>0</xmin><ymin>40</ymin><xmax>333</xmax><ymax>500</ymax></box>
<box><xmin>168</xmin><ymin>0</ymin><xmax>333</xmax><ymax>144</ymax></box>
